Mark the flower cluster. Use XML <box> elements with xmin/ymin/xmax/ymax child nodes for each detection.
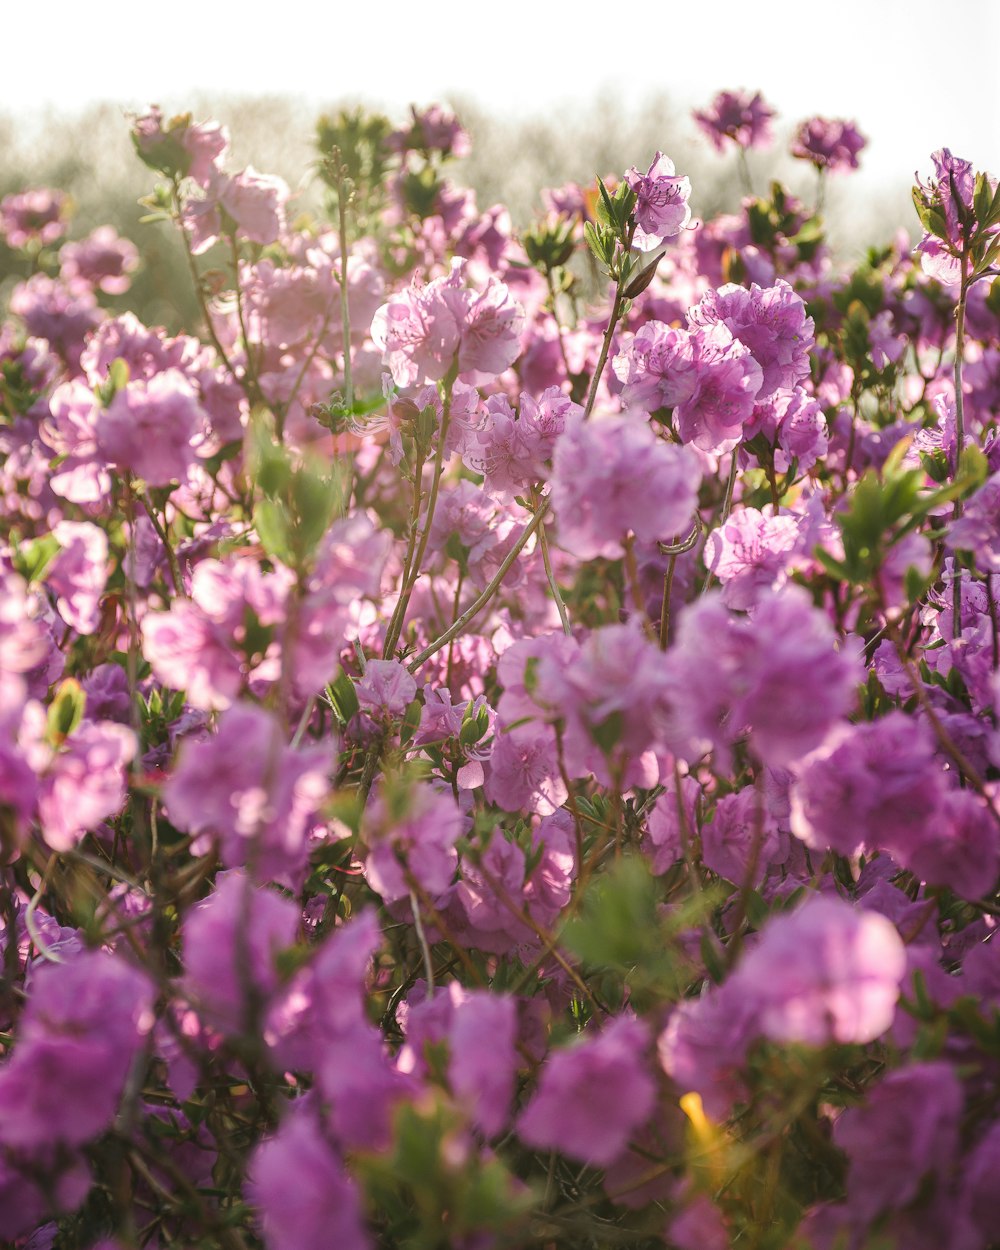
<box><xmin>0</xmin><ymin>94</ymin><xmax>998</xmax><ymax>1250</ymax></box>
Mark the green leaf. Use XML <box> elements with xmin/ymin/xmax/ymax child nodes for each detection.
<box><xmin>253</xmin><ymin>498</ymin><xmax>293</xmax><ymax>564</ymax></box>
<box><xmin>326</xmin><ymin>670</ymin><xmax>359</xmax><ymax>725</ymax></box>
<box><xmin>46</xmin><ymin>679</ymin><xmax>87</xmax><ymax>746</ymax></box>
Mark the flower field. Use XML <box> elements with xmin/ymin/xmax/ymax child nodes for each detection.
<box><xmin>0</xmin><ymin>93</ymin><xmax>999</xmax><ymax>1249</ymax></box>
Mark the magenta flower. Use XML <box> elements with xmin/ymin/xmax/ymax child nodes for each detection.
<box><xmin>46</xmin><ymin>521</ymin><xmax>109</xmax><ymax>635</ymax></box>
<box><xmin>661</xmin><ymin>588</ymin><xmax>859</xmax><ymax>770</ymax></box>
<box><xmin>789</xmin><ymin>712</ymin><xmax>947</xmax><ymax>859</ymax></box>
<box><xmin>833</xmin><ymin>1062</ymin><xmax>962</xmax><ymax>1222</ymax></box>
<box><xmin>363</xmin><ymin>784</ymin><xmax>464</xmax><ymax>903</ymax></box>
<box><xmin>96</xmin><ymin>370</ymin><xmax>206</xmax><ymax>487</ymax></box>
<box><xmin>0</xmin><ymin>950</ymin><xmax>154</xmax><ymax>1150</ymax></box>
<box><xmin>624</xmin><ymin>152</ymin><xmax>692</xmax><ymax>252</ymax></box>
<box><xmin>518</xmin><ymin>1015</ymin><xmax>657</xmax><ymax>1167</ymax></box>
<box><xmin>0</xmin><ymin>189</ymin><xmax>69</xmax><ymax>249</ymax></box>
<box><xmin>372</xmin><ymin>259</ymin><xmax>523</xmax><ymax>387</ymax></box>
<box><xmin>675</xmin><ymin>323</ymin><xmax>763</xmax><ymax>454</ymax></box>
<box><xmin>791</xmin><ymin>118</ymin><xmax>866</xmax><ymax>173</ymax></box>
<box><xmin>183</xmin><ymin>869</ymin><xmax>299</xmax><ymax>1035</ymax></box>
<box><xmin>164</xmin><ymin>701</ymin><xmax>330</xmax><ymax>887</ymax></box>
<box><xmin>59</xmin><ymin>227</ymin><xmax>138</xmax><ymax>295</ymax></box>
<box><xmin>550</xmin><ymin>410</ymin><xmax>702</xmax><ymax>560</ymax></box>
<box><xmin>247</xmin><ymin>1105</ymin><xmax>371</xmax><ymax>1250</ymax></box>
<box><xmin>703</xmin><ymin>507</ymin><xmax>800</xmax><ymax>610</ymax></box>
<box><xmin>688</xmin><ymin>279</ymin><xmax>815</xmax><ymax>398</ymax></box>
<box><xmin>37</xmin><ymin>720</ymin><xmax>137</xmax><ymax>852</ymax></box>
<box><xmin>735</xmin><ymin>895</ymin><xmax>906</xmax><ymax>1046</ymax></box>
<box><xmin>355</xmin><ymin>659</ymin><xmax>417</xmax><ymax>719</ymax></box>
<box><xmin>693</xmin><ymin>90</ymin><xmax>776</xmax><ymax>153</ymax></box>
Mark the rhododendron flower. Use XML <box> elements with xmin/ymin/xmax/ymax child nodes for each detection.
<box><xmin>0</xmin><ymin>950</ymin><xmax>154</xmax><ymax>1149</ymax></box>
<box><xmin>247</xmin><ymin>1105</ymin><xmax>371</xmax><ymax>1250</ymax></box>
<box><xmin>355</xmin><ymin>659</ymin><xmax>417</xmax><ymax>719</ymax></box>
<box><xmin>661</xmin><ymin>588</ymin><xmax>859</xmax><ymax>769</ymax></box>
<box><xmin>164</xmin><ymin>701</ymin><xmax>330</xmax><ymax>886</ymax></box>
<box><xmin>550</xmin><ymin>410</ymin><xmax>702</xmax><ymax>560</ymax></box>
<box><xmin>183</xmin><ymin>870</ymin><xmax>299</xmax><ymax>1035</ymax></box>
<box><xmin>363</xmin><ymin>785</ymin><xmax>464</xmax><ymax>903</ymax></box>
<box><xmin>518</xmin><ymin>1016</ymin><xmax>656</xmax><ymax>1166</ymax></box>
<box><xmin>694</xmin><ymin>90</ymin><xmax>775</xmax><ymax>152</ymax></box>
<box><xmin>624</xmin><ymin>152</ymin><xmax>692</xmax><ymax>251</ymax></box>
<box><xmin>46</xmin><ymin>521</ymin><xmax>109</xmax><ymax>635</ymax></box>
<box><xmin>59</xmin><ymin>227</ymin><xmax>138</xmax><ymax>295</ymax></box>
<box><xmin>0</xmin><ymin>189</ymin><xmax>69</xmax><ymax>249</ymax></box>
<box><xmin>736</xmin><ymin>895</ymin><xmax>906</xmax><ymax>1045</ymax></box>
<box><xmin>789</xmin><ymin>712</ymin><xmax>947</xmax><ymax>859</ymax></box>
<box><xmin>96</xmin><ymin>370</ymin><xmax>206</xmax><ymax>487</ymax></box>
<box><xmin>703</xmin><ymin>507</ymin><xmax>800</xmax><ymax>609</ymax></box>
<box><xmin>676</xmin><ymin>324</ymin><xmax>764</xmax><ymax>453</ymax></box>
<box><xmin>688</xmin><ymin>278</ymin><xmax>814</xmax><ymax>398</ymax></box>
<box><xmin>833</xmin><ymin>1062</ymin><xmax>962</xmax><ymax>1222</ymax></box>
<box><xmin>371</xmin><ymin>259</ymin><xmax>523</xmax><ymax>387</ymax></box>
<box><xmin>791</xmin><ymin>118</ymin><xmax>867</xmax><ymax>173</ymax></box>
<box><xmin>947</xmin><ymin>471</ymin><xmax>1000</xmax><ymax>571</ymax></box>
<box><xmin>221</xmin><ymin>167</ymin><xmax>288</xmax><ymax>245</ymax></box>
<box><xmin>37</xmin><ymin>721</ymin><xmax>137</xmax><ymax>852</ymax></box>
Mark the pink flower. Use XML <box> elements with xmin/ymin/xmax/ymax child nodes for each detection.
<box><xmin>518</xmin><ymin>1016</ymin><xmax>657</xmax><ymax>1166</ymax></box>
<box><xmin>247</xmin><ymin>1105</ymin><xmax>371</xmax><ymax>1250</ymax></box>
<box><xmin>183</xmin><ymin>869</ymin><xmax>299</xmax><ymax>1036</ymax></box>
<box><xmin>372</xmin><ymin>259</ymin><xmax>523</xmax><ymax>387</ymax></box>
<box><xmin>791</xmin><ymin>117</ymin><xmax>866</xmax><ymax>173</ymax></box>
<box><xmin>687</xmin><ymin>279</ymin><xmax>814</xmax><ymax>399</ymax></box>
<box><xmin>624</xmin><ymin>152</ymin><xmax>692</xmax><ymax>252</ymax></box>
<box><xmin>164</xmin><ymin>701</ymin><xmax>330</xmax><ymax>887</ymax></box>
<box><xmin>46</xmin><ymin>521</ymin><xmax>109</xmax><ymax>635</ymax></box>
<box><xmin>694</xmin><ymin>90</ymin><xmax>776</xmax><ymax>153</ymax></box>
<box><xmin>0</xmin><ymin>189</ymin><xmax>69</xmax><ymax>249</ymax></box>
<box><xmin>96</xmin><ymin>370</ymin><xmax>206</xmax><ymax>487</ymax></box>
<box><xmin>220</xmin><ymin>167</ymin><xmax>288</xmax><ymax>245</ymax></box>
<box><xmin>735</xmin><ymin>895</ymin><xmax>906</xmax><ymax>1046</ymax></box>
<box><xmin>550</xmin><ymin>411</ymin><xmax>701</xmax><ymax>560</ymax></box>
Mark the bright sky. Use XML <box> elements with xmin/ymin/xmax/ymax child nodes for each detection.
<box><xmin>5</xmin><ymin>0</ymin><xmax>999</xmax><ymax>194</ymax></box>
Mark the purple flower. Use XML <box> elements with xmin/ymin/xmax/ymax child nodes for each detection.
<box><xmin>164</xmin><ymin>701</ymin><xmax>330</xmax><ymax>887</ymax></box>
<box><xmin>59</xmin><ymin>226</ymin><xmax>138</xmax><ymax>295</ymax></box>
<box><xmin>247</xmin><ymin>1105</ymin><xmax>371</xmax><ymax>1250</ymax></box>
<box><xmin>518</xmin><ymin>1015</ymin><xmax>657</xmax><ymax>1167</ymax></box>
<box><xmin>833</xmin><ymin>1062</ymin><xmax>962</xmax><ymax>1222</ymax></box>
<box><xmin>791</xmin><ymin>118</ymin><xmax>867</xmax><ymax>173</ymax></box>
<box><xmin>96</xmin><ymin>370</ymin><xmax>206</xmax><ymax>487</ymax></box>
<box><xmin>46</xmin><ymin>521</ymin><xmax>108</xmax><ymax>635</ymax></box>
<box><xmin>0</xmin><ymin>950</ymin><xmax>154</xmax><ymax>1149</ymax></box>
<box><xmin>675</xmin><ymin>323</ymin><xmax>763</xmax><ymax>454</ymax></box>
<box><xmin>661</xmin><ymin>589</ymin><xmax>859</xmax><ymax>770</ymax></box>
<box><xmin>687</xmin><ymin>279</ymin><xmax>815</xmax><ymax>398</ymax></box>
<box><xmin>220</xmin><ymin>167</ymin><xmax>289</xmax><ymax>245</ymax></box>
<box><xmin>947</xmin><ymin>471</ymin><xmax>1000</xmax><ymax>572</ymax></box>
<box><xmin>37</xmin><ymin>720</ymin><xmax>137</xmax><ymax>852</ymax></box>
<box><xmin>624</xmin><ymin>152</ymin><xmax>692</xmax><ymax>252</ymax></box>
<box><xmin>0</xmin><ymin>189</ymin><xmax>69</xmax><ymax>249</ymax></box>
<box><xmin>363</xmin><ymin>784</ymin><xmax>464</xmax><ymax>904</ymax></box>
<box><xmin>372</xmin><ymin>259</ymin><xmax>523</xmax><ymax>387</ymax></box>
<box><xmin>613</xmin><ymin>321</ymin><xmax>699</xmax><ymax>412</ymax></box>
<box><xmin>183</xmin><ymin>869</ymin><xmax>299</xmax><ymax>1035</ymax></box>
<box><xmin>659</xmin><ymin>984</ymin><xmax>756</xmax><ymax>1119</ymax></box>
<box><xmin>703</xmin><ymin>507</ymin><xmax>799</xmax><ymax>610</ymax></box>
<box><xmin>693</xmin><ymin>90</ymin><xmax>776</xmax><ymax>153</ymax></box>
<box><xmin>735</xmin><ymin>895</ymin><xmax>906</xmax><ymax>1046</ymax></box>
<box><xmin>789</xmin><ymin>713</ymin><xmax>946</xmax><ymax>859</ymax></box>
<box><xmin>550</xmin><ymin>411</ymin><xmax>702</xmax><ymax>560</ymax></box>
<box><xmin>355</xmin><ymin>659</ymin><xmax>417</xmax><ymax>719</ymax></box>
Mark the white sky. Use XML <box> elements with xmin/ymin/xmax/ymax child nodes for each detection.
<box><xmin>4</xmin><ymin>0</ymin><xmax>999</xmax><ymax>193</ymax></box>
